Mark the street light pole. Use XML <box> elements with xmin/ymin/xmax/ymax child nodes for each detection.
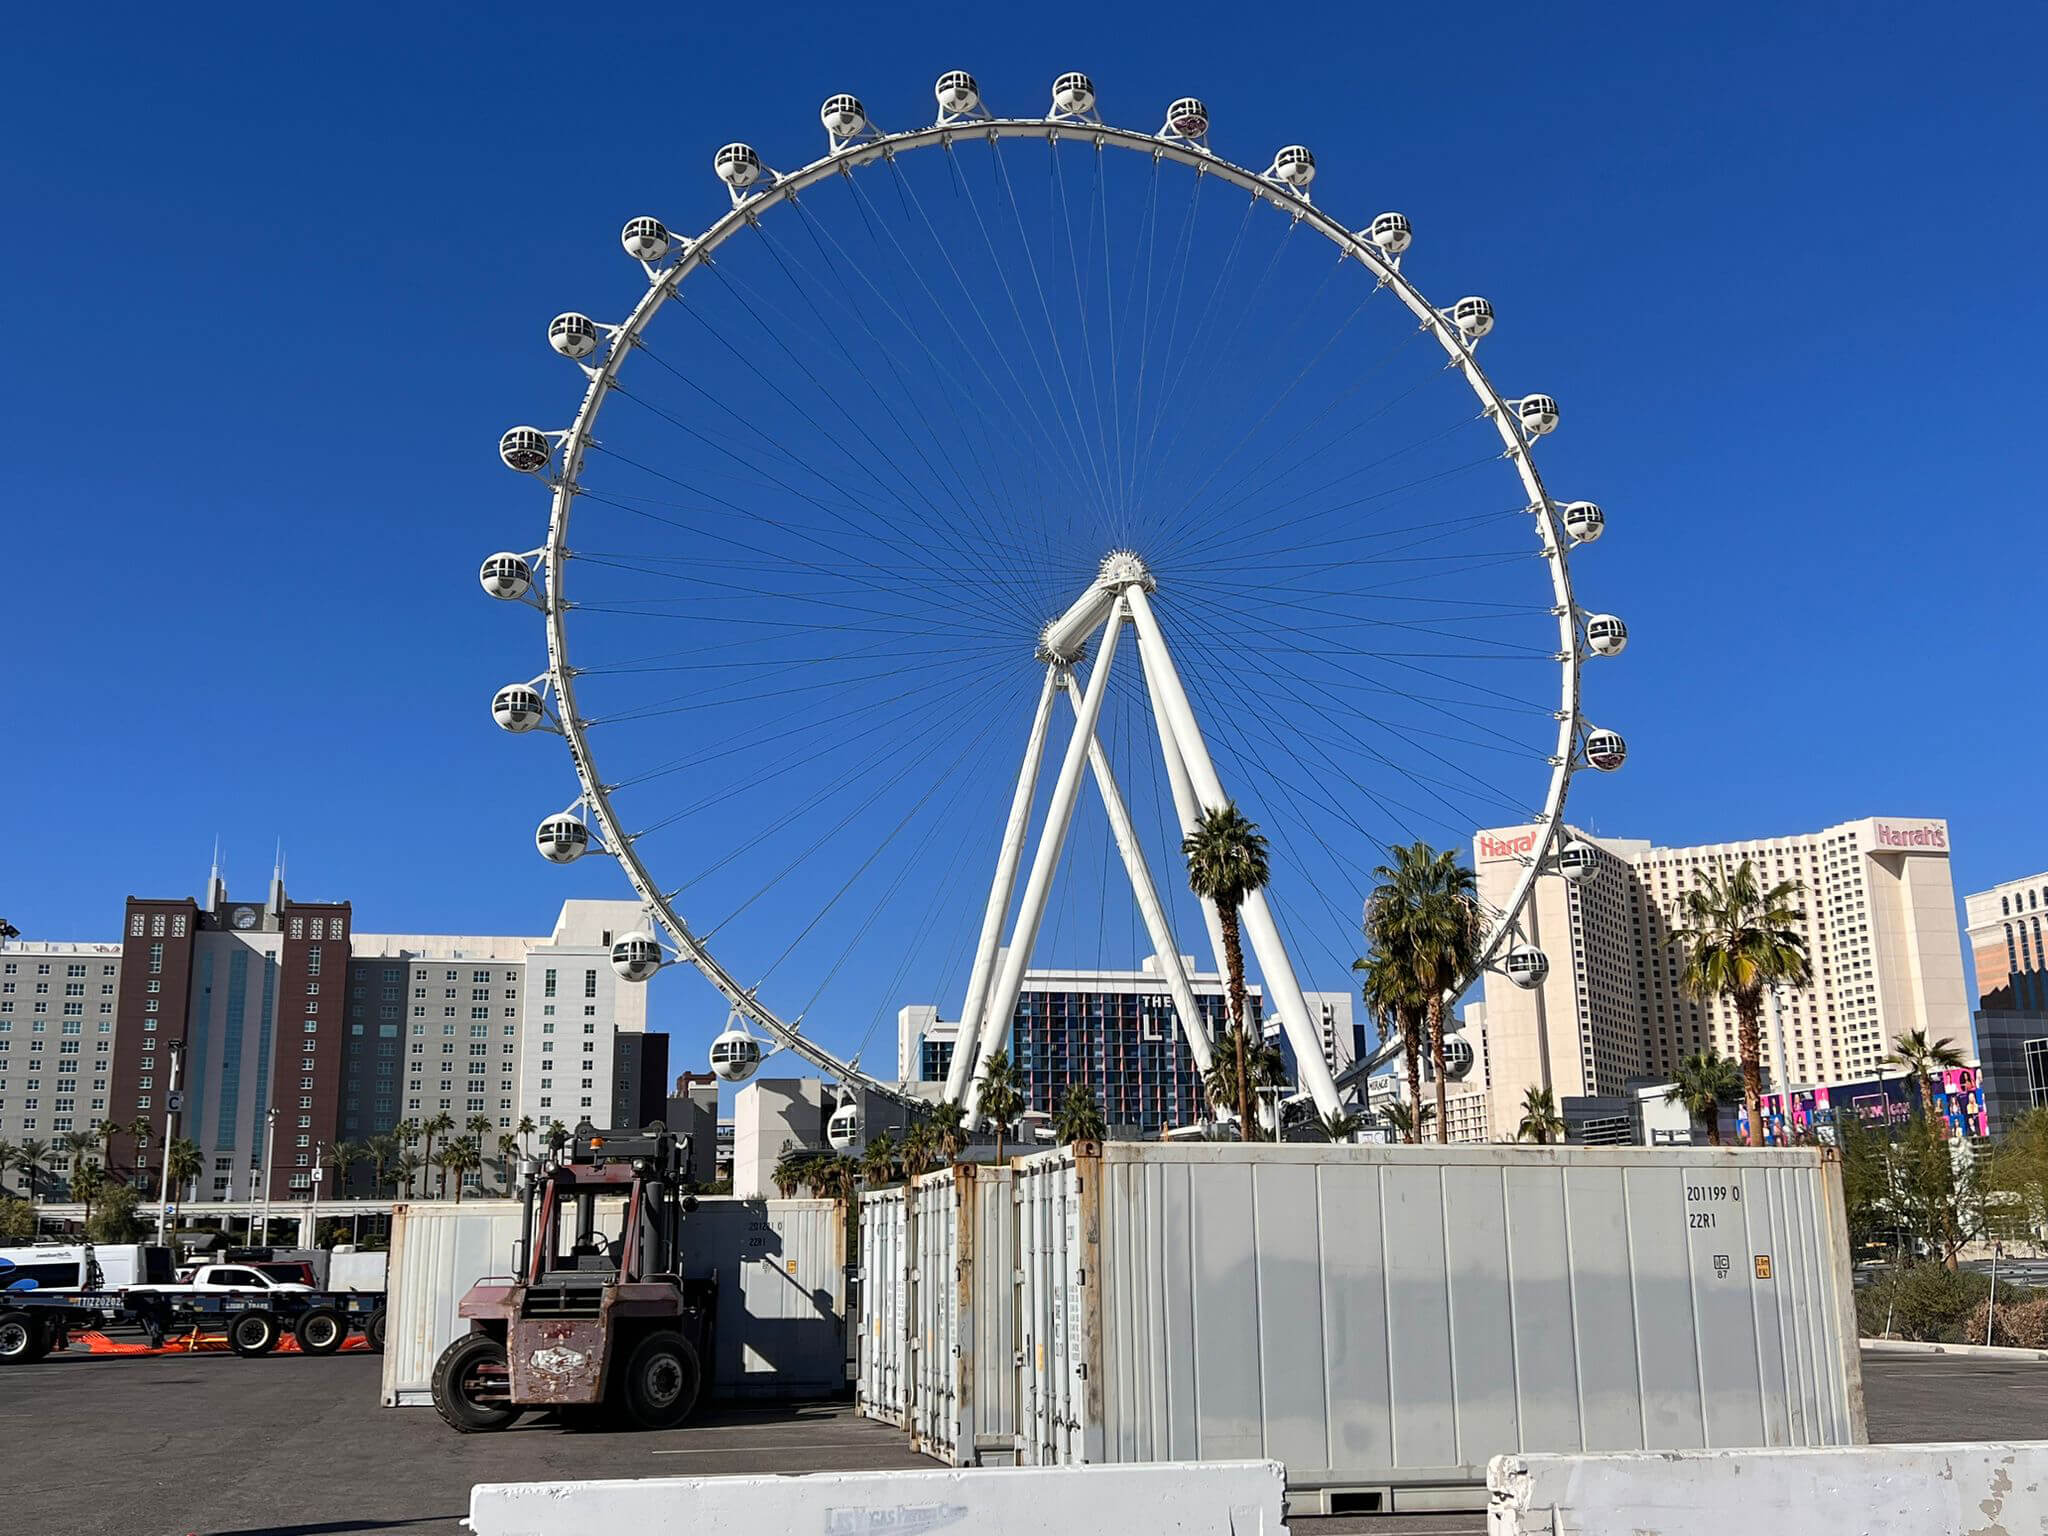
<box><xmin>154</xmin><ymin>1039</ymin><xmax>185</xmax><ymax>1247</ymax></box>
<box><xmin>257</xmin><ymin>1106</ymin><xmax>278</xmax><ymax>1247</ymax></box>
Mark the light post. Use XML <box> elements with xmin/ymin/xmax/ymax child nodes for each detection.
<box><xmin>154</xmin><ymin>1039</ymin><xmax>185</xmax><ymax>1247</ymax></box>
<box><xmin>308</xmin><ymin>1141</ymin><xmax>327</xmax><ymax>1248</ymax></box>
<box><xmin>257</xmin><ymin>1106</ymin><xmax>278</xmax><ymax>1247</ymax></box>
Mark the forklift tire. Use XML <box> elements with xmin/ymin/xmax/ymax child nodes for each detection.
<box><xmin>432</xmin><ymin>1334</ymin><xmax>520</xmax><ymax>1433</ymax></box>
<box><xmin>364</xmin><ymin>1306</ymin><xmax>387</xmax><ymax>1354</ymax></box>
<box><xmin>293</xmin><ymin>1307</ymin><xmax>346</xmax><ymax>1356</ymax></box>
<box><xmin>618</xmin><ymin>1330</ymin><xmax>702</xmax><ymax>1431</ymax></box>
<box><xmin>0</xmin><ymin>1310</ymin><xmax>50</xmax><ymax>1365</ymax></box>
<box><xmin>229</xmin><ymin>1311</ymin><xmax>281</xmax><ymax>1357</ymax></box>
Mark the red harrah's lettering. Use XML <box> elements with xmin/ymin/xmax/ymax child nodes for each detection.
<box><xmin>1874</xmin><ymin>823</ymin><xmax>1947</xmax><ymax>850</ymax></box>
<box><xmin>1478</xmin><ymin>830</ymin><xmax>1539</xmax><ymax>860</ymax></box>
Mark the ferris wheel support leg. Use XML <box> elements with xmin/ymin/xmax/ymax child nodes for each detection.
<box><xmin>945</xmin><ymin>666</ymin><xmax>1061</xmax><ymax>1107</ymax></box>
<box><xmin>963</xmin><ymin>603</ymin><xmax>1125</xmax><ymax>1128</ymax></box>
<box><xmin>1140</xmin><ymin>648</ymin><xmax>1232</xmax><ymax>985</ymax></box>
<box><xmin>1070</xmin><ymin>688</ymin><xmax>1217</xmax><ymax>1078</ymax></box>
<box><xmin>1123</xmin><ymin>584</ymin><xmax>1345</xmax><ymax>1121</ymax></box>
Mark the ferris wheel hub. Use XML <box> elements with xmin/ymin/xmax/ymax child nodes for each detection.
<box><xmin>1097</xmin><ymin>549</ymin><xmax>1154</xmax><ymax>592</ymax></box>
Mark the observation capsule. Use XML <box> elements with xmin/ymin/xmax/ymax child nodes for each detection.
<box><xmin>621</xmin><ymin>216</ymin><xmax>672</xmax><ymax>263</ymax></box>
<box><xmin>714</xmin><ymin>142</ymin><xmax>763</xmax><ymax>190</ymax></box>
<box><xmin>935</xmin><ymin>71</ymin><xmax>980</xmax><ymax>116</ymax></box>
<box><xmin>1443</xmin><ymin>1033</ymin><xmax>1476</xmax><ymax>1081</ymax></box>
<box><xmin>1451</xmin><ymin>296</ymin><xmax>1494</xmax><ymax>339</ymax></box>
<box><xmin>1271</xmin><ymin>145</ymin><xmax>1316</xmax><ymax>188</ymax></box>
<box><xmin>610</xmin><ymin>931</ymin><xmax>663</xmax><ymax>983</ymax></box>
<box><xmin>1166</xmin><ymin>97</ymin><xmax>1209</xmax><ymax>137</ymax></box>
<box><xmin>499</xmin><ymin>426</ymin><xmax>551</xmax><ymax>474</ymax></box>
<box><xmin>1582</xmin><ymin>728</ymin><xmax>1628</xmax><ymax>772</ymax></box>
<box><xmin>1562</xmin><ymin>500</ymin><xmax>1605</xmax><ymax>543</ymax></box>
<box><xmin>1556</xmin><ymin>838</ymin><xmax>1601</xmax><ymax>882</ymax></box>
<box><xmin>1504</xmin><ymin>943</ymin><xmax>1550</xmax><ymax>990</ymax></box>
<box><xmin>492</xmin><ymin>684</ymin><xmax>545</xmax><ymax>732</ymax></box>
<box><xmin>1051</xmin><ymin>72</ymin><xmax>1095</xmax><ymax>116</ymax></box>
<box><xmin>1517</xmin><ymin>394</ymin><xmax>1560</xmax><ymax>437</ymax></box>
<box><xmin>535</xmin><ymin>813</ymin><xmax>591</xmax><ymax>864</ymax></box>
<box><xmin>827</xmin><ymin>1100</ymin><xmax>862</xmax><ymax>1151</ymax></box>
<box><xmin>710</xmin><ymin>1027</ymin><xmax>763</xmax><ymax>1082</ymax></box>
<box><xmin>1584</xmin><ymin>613</ymin><xmax>1629</xmax><ymax>657</ymax></box>
<box><xmin>1367</xmin><ymin>211</ymin><xmax>1411</xmax><ymax>255</ymax></box>
<box><xmin>548</xmin><ymin>312</ymin><xmax>598</xmax><ymax>360</ymax></box>
<box><xmin>479</xmin><ymin>553</ymin><xmax>532</xmax><ymax>601</ymax></box>
<box><xmin>821</xmin><ymin>93</ymin><xmax>867</xmax><ymax>138</ymax></box>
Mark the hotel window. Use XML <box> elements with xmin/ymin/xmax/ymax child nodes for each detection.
<box><xmin>290</xmin><ymin>917</ymin><xmax>304</xmax><ymax>939</ymax></box>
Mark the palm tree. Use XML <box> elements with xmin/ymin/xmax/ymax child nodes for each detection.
<box><xmin>899</xmin><ymin>1120</ymin><xmax>940</xmax><ymax>1180</ymax></box>
<box><xmin>975</xmin><ymin>1049</ymin><xmax>1026</xmax><ymax>1163</ymax></box>
<box><xmin>1665</xmin><ymin>1048</ymin><xmax>1743</xmax><ymax>1146</ymax></box>
<box><xmin>1885</xmin><ymin>1029</ymin><xmax>1967</xmax><ymax>1122</ymax></box>
<box><xmin>515</xmin><ymin>1115</ymin><xmax>538</xmax><ymax>1159</ymax></box>
<box><xmin>130</xmin><ymin>1116</ymin><xmax>154</xmax><ymax>1191</ymax></box>
<box><xmin>929</xmin><ymin>1101</ymin><xmax>967</xmax><ymax>1162</ymax></box>
<box><xmin>392</xmin><ymin>1118</ymin><xmax>420</xmax><ymax>1192</ymax></box>
<box><xmin>14</xmin><ymin>1139</ymin><xmax>49</xmax><ymax>1205</ymax></box>
<box><xmin>1318</xmin><ymin>1108</ymin><xmax>1363</xmax><ymax>1143</ymax></box>
<box><xmin>1356</xmin><ymin>953</ymin><xmax>1428</xmax><ymax>1141</ymax></box>
<box><xmin>422</xmin><ymin>1111</ymin><xmax>456</xmax><ymax>1196</ymax></box>
<box><xmin>90</xmin><ymin>1118</ymin><xmax>121</xmax><ymax>1179</ymax></box>
<box><xmin>860</xmin><ymin>1130</ymin><xmax>897</xmax><ymax>1188</ymax></box>
<box><xmin>1182</xmin><ymin>802</ymin><xmax>1271</xmax><ymax>1133</ymax></box>
<box><xmin>1379</xmin><ymin>1099</ymin><xmax>1436</xmax><ymax>1141</ymax></box>
<box><xmin>166</xmin><ymin>1137</ymin><xmax>201</xmax><ymax>1203</ymax></box>
<box><xmin>69</xmin><ymin>1158</ymin><xmax>106</xmax><ymax>1226</ymax></box>
<box><xmin>1202</xmin><ymin>1024</ymin><xmax>1286</xmax><ymax>1141</ymax></box>
<box><xmin>816</xmin><ymin>1155</ymin><xmax>859</xmax><ymax>1207</ymax></box>
<box><xmin>440</xmin><ymin>1138</ymin><xmax>483</xmax><ymax>1203</ymax></box>
<box><xmin>466</xmin><ymin>1113</ymin><xmax>494</xmax><ymax>1151</ymax></box>
<box><xmin>0</xmin><ymin>1140</ymin><xmax>16</xmax><ymax>1198</ymax></box>
<box><xmin>496</xmin><ymin>1133</ymin><xmax>520</xmax><ymax>1193</ymax></box>
<box><xmin>366</xmin><ymin>1134</ymin><xmax>399</xmax><ymax>1196</ymax></box>
<box><xmin>1365</xmin><ymin>842</ymin><xmax>1481</xmax><ymax>1145</ymax></box>
<box><xmin>62</xmin><ymin>1129</ymin><xmax>99</xmax><ymax>1177</ymax></box>
<box><xmin>396</xmin><ymin>1151</ymin><xmax>424</xmax><ymax>1199</ymax></box>
<box><xmin>1666</xmin><ymin>858</ymin><xmax>1812</xmax><ymax>1148</ymax></box>
<box><xmin>772</xmin><ymin>1142</ymin><xmax>810</xmax><ymax>1199</ymax></box>
<box><xmin>1517</xmin><ymin>1085</ymin><xmax>1565</xmax><ymax>1144</ymax></box>
<box><xmin>1052</xmin><ymin>1082</ymin><xmax>1107</xmax><ymax>1145</ymax></box>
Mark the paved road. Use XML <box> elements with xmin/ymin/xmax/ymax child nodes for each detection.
<box><xmin>2</xmin><ymin>1347</ymin><xmax>2038</xmax><ymax>1535</ymax></box>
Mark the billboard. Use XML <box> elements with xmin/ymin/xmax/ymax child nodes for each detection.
<box><xmin>1737</xmin><ymin>1065</ymin><xmax>1987</xmax><ymax>1144</ymax></box>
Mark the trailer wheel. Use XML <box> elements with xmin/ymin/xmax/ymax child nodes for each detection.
<box><xmin>293</xmin><ymin>1307</ymin><xmax>346</xmax><ymax>1356</ymax></box>
<box><xmin>228</xmin><ymin>1311</ymin><xmax>280</xmax><ymax>1357</ymax></box>
<box><xmin>363</xmin><ymin>1306</ymin><xmax>387</xmax><ymax>1354</ymax></box>
<box><xmin>0</xmin><ymin>1310</ymin><xmax>50</xmax><ymax>1365</ymax></box>
<box><xmin>431</xmin><ymin>1334</ymin><xmax>519</xmax><ymax>1433</ymax></box>
<box><xmin>619</xmin><ymin>1330</ymin><xmax>702</xmax><ymax>1431</ymax></box>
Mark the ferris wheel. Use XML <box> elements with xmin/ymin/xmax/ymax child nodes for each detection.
<box><xmin>478</xmin><ymin>71</ymin><xmax>1627</xmax><ymax>1128</ymax></box>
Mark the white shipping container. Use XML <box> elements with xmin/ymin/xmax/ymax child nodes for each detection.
<box><xmin>327</xmin><ymin>1247</ymin><xmax>388</xmax><ymax>1294</ymax></box>
<box><xmin>907</xmin><ymin>1164</ymin><xmax>1017</xmax><ymax>1466</ymax></box>
<box><xmin>380</xmin><ymin>1197</ymin><xmax>849</xmax><ymax>1408</ymax></box>
<box><xmin>1010</xmin><ymin>1142</ymin><xmax>1866</xmax><ymax>1514</ymax></box>
<box><xmin>857</xmin><ymin>1186</ymin><xmax>911</xmax><ymax>1427</ymax></box>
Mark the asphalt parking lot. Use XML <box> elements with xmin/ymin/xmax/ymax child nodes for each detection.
<box><xmin>1</xmin><ymin>1348</ymin><xmax>2040</xmax><ymax>1536</ymax></box>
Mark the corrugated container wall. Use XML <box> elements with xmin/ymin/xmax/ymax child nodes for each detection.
<box><xmin>908</xmin><ymin>1164</ymin><xmax>1018</xmax><ymax>1466</ymax></box>
<box><xmin>381</xmin><ymin>1197</ymin><xmax>849</xmax><ymax>1408</ymax></box>
<box><xmin>1018</xmin><ymin>1142</ymin><xmax>1865</xmax><ymax>1512</ymax></box>
<box><xmin>858</xmin><ymin>1187</ymin><xmax>911</xmax><ymax>1427</ymax></box>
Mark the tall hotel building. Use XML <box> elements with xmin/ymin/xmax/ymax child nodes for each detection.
<box><xmin>1474</xmin><ymin>817</ymin><xmax>1970</xmax><ymax>1138</ymax></box>
<box><xmin>1965</xmin><ymin>871</ymin><xmax>2048</xmax><ymax>1131</ymax></box>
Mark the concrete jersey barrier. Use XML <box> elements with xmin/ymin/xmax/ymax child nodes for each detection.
<box><xmin>1487</xmin><ymin>1442</ymin><xmax>2048</xmax><ymax>1535</ymax></box>
<box><xmin>468</xmin><ymin>1459</ymin><xmax>1289</xmax><ymax>1536</ymax></box>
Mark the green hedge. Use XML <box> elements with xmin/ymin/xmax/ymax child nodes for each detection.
<box><xmin>1856</xmin><ymin>1264</ymin><xmax>2031</xmax><ymax>1343</ymax></box>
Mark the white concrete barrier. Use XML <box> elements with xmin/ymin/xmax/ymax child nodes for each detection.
<box><xmin>1487</xmin><ymin>1442</ymin><xmax>2048</xmax><ymax>1535</ymax></box>
<box><xmin>469</xmin><ymin>1459</ymin><xmax>1288</xmax><ymax>1536</ymax></box>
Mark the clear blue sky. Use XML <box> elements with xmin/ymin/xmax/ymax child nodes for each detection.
<box><xmin>7</xmin><ymin>3</ymin><xmax>2043</xmax><ymax>1057</ymax></box>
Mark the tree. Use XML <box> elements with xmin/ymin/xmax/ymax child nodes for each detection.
<box><xmin>900</xmin><ymin>1119</ymin><xmax>940</xmax><ymax>1180</ymax></box>
<box><xmin>466</xmin><ymin>1114</ymin><xmax>495</xmax><ymax>1154</ymax></box>
<box><xmin>1202</xmin><ymin>1025</ymin><xmax>1286</xmax><ymax>1141</ymax></box>
<box><xmin>1317</xmin><ymin>1108</ymin><xmax>1362</xmax><ymax>1143</ymax></box>
<box><xmin>930</xmin><ymin>1101</ymin><xmax>967</xmax><ymax>1163</ymax></box>
<box><xmin>86</xmin><ymin>1184</ymin><xmax>146</xmax><ymax>1243</ymax></box>
<box><xmin>62</xmin><ymin>1131</ymin><xmax>99</xmax><ymax>1194</ymax></box>
<box><xmin>1356</xmin><ymin>953</ymin><xmax>1428</xmax><ymax>1141</ymax></box>
<box><xmin>69</xmin><ymin>1158</ymin><xmax>107</xmax><ymax>1227</ymax></box>
<box><xmin>1666</xmin><ymin>858</ymin><xmax>1812</xmax><ymax>1147</ymax></box>
<box><xmin>1517</xmin><ymin>1086</ymin><xmax>1565</xmax><ymax>1144</ymax></box>
<box><xmin>166</xmin><ymin>1138</ymin><xmax>201</xmax><ymax>1203</ymax></box>
<box><xmin>516</xmin><ymin>1115</ymin><xmax>539</xmax><ymax>1159</ymax></box>
<box><xmin>816</xmin><ymin>1155</ymin><xmax>860</xmax><ymax>1207</ymax></box>
<box><xmin>1053</xmin><ymin>1082</ymin><xmax>1108</xmax><ymax>1145</ymax></box>
<box><xmin>772</xmin><ymin>1141</ymin><xmax>810</xmax><ymax>1199</ymax></box>
<box><xmin>1365</xmin><ymin>842</ymin><xmax>1481</xmax><ymax>1144</ymax></box>
<box><xmin>439</xmin><ymin>1138</ymin><xmax>482</xmax><ymax>1203</ymax></box>
<box><xmin>1183</xmin><ymin>802</ymin><xmax>1271</xmax><ymax>1139</ymax></box>
<box><xmin>496</xmin><ymin>1134</ymin><xmax>521</xmax><ymax>1194</ymax></box>
<box><xmin>366</xmin><ymin>1135</ymin><xmax>399</xmax><ymax>1196</ymax></box>
<box><xmin>1885</xmin><ymin>1029</ymin><xmax>1967</xmax><ymax>1122</ymax></box>
<box><xmin>14</xmin><ymin>1139</ymin><xmax>49</xmax><ymax>1205</ymax></box>
<box><xmin>130</xmin><ymin>1116</ymin><xmax>155</xmax><ymax>1191</ymax></box>
<box><xmin>392</xmin><ymin>1119</ymin><xmax>421</xmax><ymax>1193</ymax></box>
<box><xmin>0</xmin><ymin>1198</ymin><xmax>33</xmax><ymax>1242</ymax></box>
<box><xmin>975</xmin><ymin>1048</ymin><xmax>1026</xmax><ymax>1163</ymax></box>
<box><xmin>1380</xmin><ymin>1100</ymin><xmax>1436</xmax><ymax>1141</ymax></box>
<box><xmin>1665</xmin><ymin>1048</ymin><xmax>1743</xmax><ymax>1146</ymax></box>
<box><xmin>422</xmin><ymin>1112</ymin><xmax>456</xmax><ymax>1197</ymax></box>
<box><xmin>396</xmin><ymin>1151</ymin><xmax>424</xmax><ymax>1199</ymax></box>
<box><xmin>0</xmin><ymin>1140</ymin><xmax>15</xmax><ymax>1199</ymax></box>
<box><xmin>860</xmin><ymin>1130</ymin><xmax>897</xmax><ymax>1188</ymax></box>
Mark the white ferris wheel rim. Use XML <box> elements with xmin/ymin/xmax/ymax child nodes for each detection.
<box><xmin>512</xmin><ymin>96</ymin><xmax>1592</xmax><ymax>1106</ymax></box>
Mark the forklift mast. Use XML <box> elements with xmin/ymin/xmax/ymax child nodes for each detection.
<box><xmin>517</xmin><ymin>1120</ymin><xmax>693</xmax><ymax>1286</ymax></box>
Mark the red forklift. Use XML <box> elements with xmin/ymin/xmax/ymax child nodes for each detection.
<box><xmin>431</xmin><ymin>1120</ymin><xmax>716</xmax><ymax>1432</ymax></box>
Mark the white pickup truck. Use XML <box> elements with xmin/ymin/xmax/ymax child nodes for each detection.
<box><xmin>128</xmin><ymin>1263</ymin><xmax>316</xmax><ymax>1298</ymax></box>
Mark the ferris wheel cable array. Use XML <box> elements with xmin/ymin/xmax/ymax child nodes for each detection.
<box><xmin>480</xmin><ymin>73</ymin><xmax>1627</xmax><ymax>1111</ymax></box>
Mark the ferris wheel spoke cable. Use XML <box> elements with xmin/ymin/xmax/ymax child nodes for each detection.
<box><xmin>1176</xmin><ymin>501</ymin><xmax>1539</xmax><ymax>577</ymax></box>
<box><xmin>589</xmin><ymin>642</ymin><xmax>1016</xmax><ymax>727</ymax></box>
<box><xmin>1046</xmin><ymin>144</ymin><xmax>1125</xmax><ymax>543</ymax></box>
<box><xmin>1124</xmin><ymin>166</ymin><xmax>1208</xmax><ymax>520</ymax></box>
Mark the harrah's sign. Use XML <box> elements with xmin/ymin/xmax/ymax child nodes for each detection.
<box><xmin>1873</xmin><ymin>820</ymin><xmax>1948</xmax><ymax>851</ymax></box>
<box><xmin>1478</xmin><ymin>830</ymin><xmax>1540</xmax><ymax>861</ymax></box>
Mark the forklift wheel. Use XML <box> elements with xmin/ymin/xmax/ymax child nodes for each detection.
<box><xmin>432</xmin><ymin>1334</ymin><xmax>520</xmax><ymax>1433</ymax></box>
<box><xmin>0</xmin><ymin>1310</ymin><xmax>50</xmax><ymax>1365</ymax></box>
<box><xmin>293</xmin><ymin>1307</ymin><xmax>346</xmax><ymax>1356</ymax></box>
<box><xmin>229</xmin><ymin>1312</ymin><xmax>281</xmax><ymax>1357</ymax></box>
<box><xmin>619</xmin><ymin>1330</ymin><xmax>702</xmax><ymax>1431</ymax></box>
<box><xmin>364</xmin><ymin>1307</ymin><xmax>387</xmax><ymax>1354</ymax></box>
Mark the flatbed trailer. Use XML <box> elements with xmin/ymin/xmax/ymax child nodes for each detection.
<box><xmin>0</xmin><ymin>1287</ymin><xmax>387</xmax><ymax>1363</ymax></box>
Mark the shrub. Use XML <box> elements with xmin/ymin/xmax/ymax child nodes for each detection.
<box><xmin>1962</xmin><ymin>1295</ymin><xmax>2048</xmax><ymax>1349</ymax></box>
<box><xmin>0</xmin><ymin>1197</ymin><xmax>33</xmax><ymax>1242</ymax></box>
<box><xmin>1855</xmin><ymin>1263</ymin><xmax>2010</xmax><ymax>1342</ymax></box>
